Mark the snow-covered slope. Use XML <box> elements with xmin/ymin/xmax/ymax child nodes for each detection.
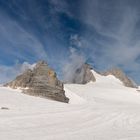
<box><xmin>1</xmin><ymin>72</ymin><xmax>140</xmax><ymax>140</ymax></box>
<box><xmin>91</xmin><ymin>69</ymin><xmax>124</xmax><ymax>87</ymax></box>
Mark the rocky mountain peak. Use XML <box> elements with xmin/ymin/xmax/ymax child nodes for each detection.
<box><xmin>69</xmin><ymin>63</ymin><xmax>137</xmax><ymax>88</ymax></box>
<box><xmin>5</xmin><ymin>61</ymin><xmax>69</xmax><ymax>103</ymax></box>
<box><xmin>103</xmin><ymin>67</ymin><xmax>138</xmax><ymax>88</ymax></box>
<box><xmin>71</xmin><ymin>63</ymin><xmax>96</xmax><ymax>84</ymax></box>
<box><xmin>35</xmin><ymin>60</ymin><xmax>47</xmax><ymax>67</ymax></box>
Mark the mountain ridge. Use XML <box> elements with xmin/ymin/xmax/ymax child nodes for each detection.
<box><xmin>5</xmin><ymin>61</ymin><xmax>69</xmax><ymax>103</ymax></box>
<box><xmin>68</xmin><ymin>63</ymin><xmax>137</xmax><ymax>88</ymax></box>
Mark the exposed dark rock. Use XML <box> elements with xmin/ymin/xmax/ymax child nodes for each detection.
<box><xmin>71</xmin><ymin>63</ymin><xmax>96</xmax><ymax>84</ymax></box>
<box><xmin>103</xmin><ymin>68</ymin><xmax>138</xmax><ymax>88</ymax></box>
<box><xmin>5</xmin><ymin>61</ymin><xmax>69</xmax><ymax>103</ymax></box>
<box><xmin>65</xmin><ymin>62</ymin><xmax>137</xmax><ymax>88</ymax></box>
<box><xmin>1</xmin><ymin>107</ymin><xmax>9</xmax><ymax>110</ymax></box>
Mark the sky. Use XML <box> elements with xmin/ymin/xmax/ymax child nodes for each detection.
<box><xmin>0</xmin><ymin>0</ymin><xmax>140</xmax><ymax>84</ymax></box>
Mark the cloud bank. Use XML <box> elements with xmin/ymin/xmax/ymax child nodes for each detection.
<box><xmin>0</xmin><ymin>62</ymin><xmax>35</xmax><ymax>84</ymax></box>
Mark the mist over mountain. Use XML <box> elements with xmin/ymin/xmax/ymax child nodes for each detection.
<box><xmin>0</xmin><ymin>0</ymin><xmax>140</xmax><ymax>84</ymax></box>
<box><xmin>63</xmin><ymin>62</ymin><xmax>137</xmax><ymax>88</ymax></box>
<box><xmin>1</xmin><ymin>1</ymin><xmax>140</xmax><ymax>140</ymax></box>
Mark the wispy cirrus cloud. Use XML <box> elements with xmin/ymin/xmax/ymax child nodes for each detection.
<box><xmin>0</xmin><ymin>0</ymin><xmax>140</xmax><ymax>84</ymax></box>
<box><xmin>73</xmin><ymin>0</ymin><xmax>140</xmax><ymax>83</ymax></box>
<box><xmin>0</xmin><ymin>12</ymin><xmax>47</xmax><ymax>63</ymax></box>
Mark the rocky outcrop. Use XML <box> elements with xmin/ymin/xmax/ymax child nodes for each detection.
<box><xmin>65</xmin><ymin>62</ymin><xmax>137</xmax><ymax>88</ymax></box>
<box><xmin>71</xmin><ymin>63</ymin><xmax>96</xmax><ymax>84</ymax></box>
<box><xmin>103</xmin><ymin>68</ymin><xmax>138</xmax><ymax>88</ymax></box>
<box><xmin>5</xmin><ymin>61</ymin><xmax>69</xmax><ymax>103</ymax></box>
<box><xmin>69</xmin><ymin>63</ymin><xmax>137</xmax><ymax>88</ymax></box>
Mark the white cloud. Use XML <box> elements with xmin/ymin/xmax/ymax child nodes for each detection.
<box><xmin>0</xmin><ymin>62</ymin><xmax>36</xmax><ymax>84</ymax></box>
<box><xmin>62</xmin><ymin>47</ymin><xmax>86</xmax><ymax>82</ymax></box>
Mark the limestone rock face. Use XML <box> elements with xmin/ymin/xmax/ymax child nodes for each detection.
<box><xmin>103</xmin><ymin>68</ymin><xmax>138</xmax><ymax>88</ymax></box>
<box><xmin>5</xmin><ymin>61</ymin><xmax>69</xmax><ymax>103</ymax></box>
<box><xmin>72</xmin><ymin>64</ymin><xmax>96</xmax><ymax>84</ymax></box>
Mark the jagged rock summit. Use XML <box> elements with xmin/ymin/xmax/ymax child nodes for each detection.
<box><xmin>5</xmin><ymin>61</ymin><xmax>69</xmax><ymax>103</ymax></box>
<box><xmin>70</xmin><ymin>63</ymin><xmax>137</xmax><ymax>88</ymax></box>
<box><xmin>103</xmin><ymin>68</ymin><xmax>138</xmax><ymax>88</ymax></box>
<box><xmin>71</xmin><ymin>63</ymin><xmax>96</xmax><ymax>84</ymax></box>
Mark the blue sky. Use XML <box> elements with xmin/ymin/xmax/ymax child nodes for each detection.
<box><xmin>0</xmin><ymin>0</ymin><xmax>140</xmax><ymax>84</ymax></box>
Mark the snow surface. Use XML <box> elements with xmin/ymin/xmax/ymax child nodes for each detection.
<box><xmin>1</xmin><ymin>72</ymin><xmax>140</xmax><ymax>140</ymax></box>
